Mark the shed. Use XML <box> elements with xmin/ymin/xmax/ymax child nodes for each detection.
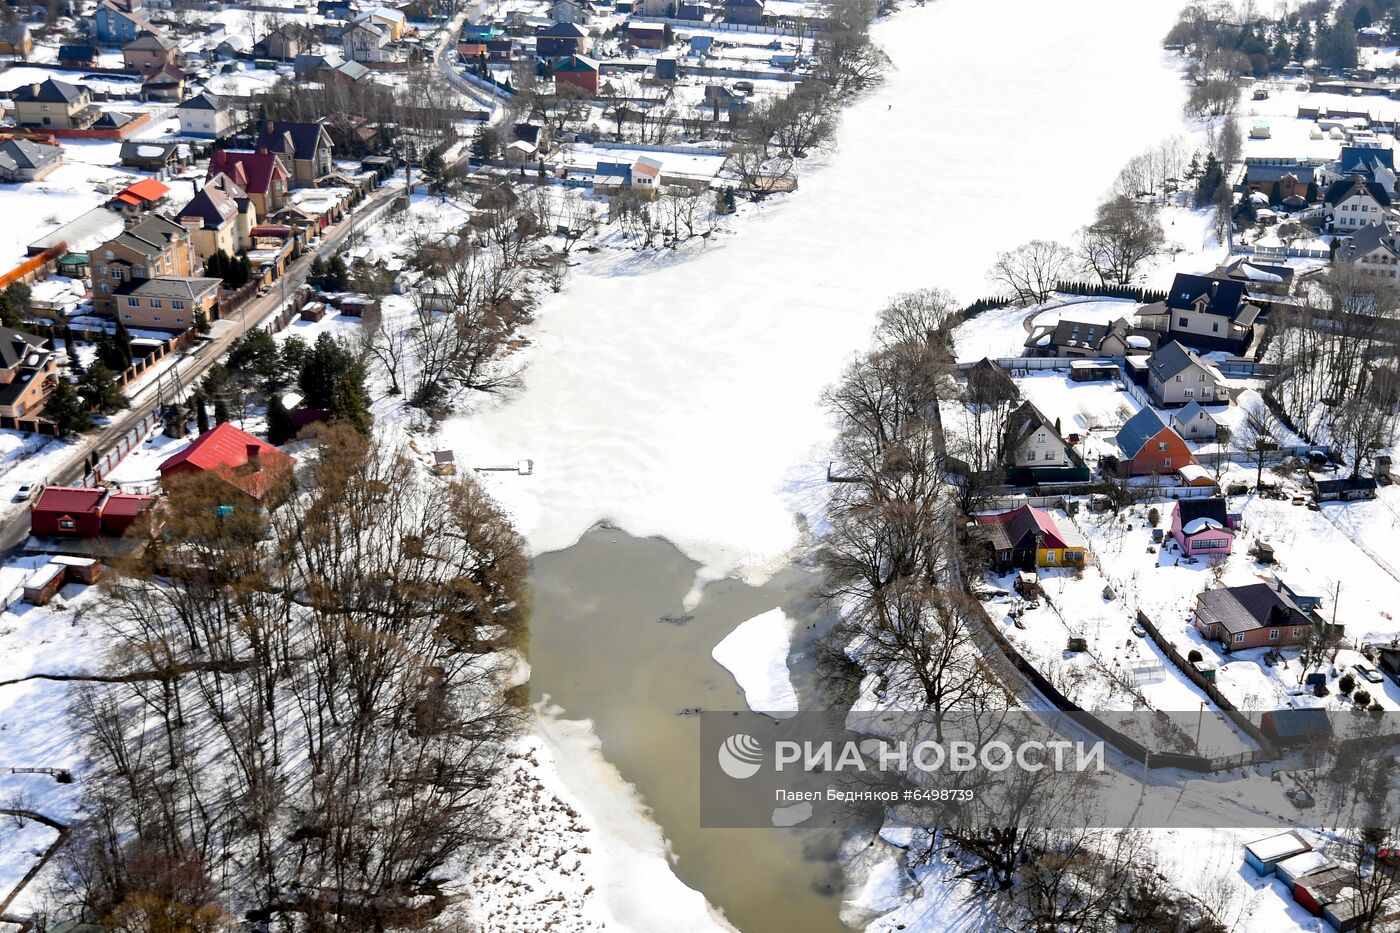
<box><xmin>1261</xmin><ymin>708</ymin><xmax>1332</xmax><ymax>746</ymax></box>
<box><xmin>431</xmin><ymin>449</ymin><xmax>456</xmax><ymax>476</ymax></box>
<box><xmin>1276</xmin><ymin>850</ymin><xmax>1331</xmax><ymax>888</ymax></box>
<box><xmin>22</xmin><ymin>562</ymin><xmax>66</xmax><ymax>607</ymax></box>
<box><xmin>1243</xmin><ymin>830</ymin><xmax>1312</xmax><ymax>876</ymax></box>
<box><xmin>49</xmin><ymin>555</ymin><xmax>102</xmax><ymax>586</ymax></box>
<box><xmin>1068</xmin><ymin>359</ymin><xmax>1118</xmax><ymax>382</ymax></box>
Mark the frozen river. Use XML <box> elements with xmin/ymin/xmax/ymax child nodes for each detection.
<box><xmin>450</xmin><ymin>1</ymin><xmax>1192</xmax><ymax>929</ymax></box>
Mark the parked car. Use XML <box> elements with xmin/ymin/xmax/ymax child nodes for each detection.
<box><xmin>12</xmin><ymin>484</ymin><xmax>34</xmax><ymax>503</ymax></box>
<box><xmin>1131</xmin><ymin>623</ymin><xmax>1147</xmax><ymax>638</ymax></box>
<box><xmin>1354</xmin><ymin>662</ymin><xmax>1384</xmax><ymax>684</ymax></box>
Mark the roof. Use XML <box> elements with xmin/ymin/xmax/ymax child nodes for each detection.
<box><xmin>1003</xmin><ymin>401</ymin><xmax>1060</xmax><ymax>450</ymax></box>
<box><xmin>1176</xmin><ymin>496</ymin><xmax>1229</xmax><ymax>532</ymax></box>
<box><xmin>32</xmin><ymin>486</ymin><xmax>105</xmax><ymax>515</ymax></box>
<box><xmin>120</xmin><ymin>139</ymin><xmax>183</xmax><ymax>162</ymax></box>
<box><xmin>123</xmin><ymin>30</ymin><xmax>176</xmax><ymax>51</ymax></box>
<box><xmin>1324</xmin><ymin>175</ymin><xmax>1392</xmax><ymax>207</ymax></box>
<box><xmin>178</xmin><ymin>91</ymin><xmax>224</xmax><ymax>111</ymax></box>
<box><xmin>113</xmin><ymin>178</ymin><xmax>169</xmax><ymax>205</ymax></box>
<box><xmin>1244</xmin><ymin>830</ymin><xmax>1313</xmax><ymax>863</ymax></box>
<box><xmin>974</xmin><ymin>504</ymin><xmax>1086</xmax><ymax>552</ymax></box>
<box><xmin>1147</xmin><ymin>340</ymin><xmax>1210</xmax><ymax>382</ymax></box>
<box><xmin>158</xmin><ymin>422</ymin><xmax>294</xmax><ymax>499</ymax></box>
<box><xmin>13</xmin><ymin>78</ymin><xmax>86</xmax><ymax>104</ymax></box>
<box><xmin>555</xmin><ymin>53</ymin><xmax>599</xmax><ymax>71</ymax></box>
<box><xmin>1114</xmin><ymin>407</ymin><xmax>1170</xmax><ymax>459</ymax></box>
<box><xmin>93</xmin><ymin>111</ymin><xmax>134</xmax><ymax>130</ymax></box>
<box><xmin>0</xmin><ymin>327</ymin><xmax>48</xmax><ymax>370</ymax></box>
<box><xmin>1171</xmin><ymin>400</ymin><xmax>1215</xmax><ymax>429</ymax></box>
<box><xmin>57</xmin><ymin>44</ymin><xmax>97</xmax><ymax>59</ymax></box>
<box><xmin>1197</xmin><ymin>583</ymin><xmax>1310</xmax><ymax>636</ymax></box>
<box><xmin>1339</xmin><ymin>221</ymin><xmax>1400</xmax><ymax>263</ymax></box>
<box><xmin>108</xmin><ymin>214</ymin><xmax>186</xmax><ymax>259</ymax></box>
<box><xmin>178</xmin><ymin>173</ymin><xmax>249</xmax><ymax>229</ymax></box>
<box><xmin>1165</xmin><ymin>273</ymin><xmax>1254</xmax><ymax>320</ymax></box>
<box><xmin>254</xmin><ymin>120</ymin><xmax>331</xmax><ymax>163</ymax></box>
<box><xmin>0</xmin><ymin>138</ymin><xmax>61</xmax><ymax>173</ymax></box>
<box><xmin>538</xmin><ymin>21</ymin><xmax>588</xmax><ymax>37</ymax></box>
<box><xmin>1336</xmin><ymin>144</ymin><xmax>1395</xmax><ymax>175</ymax></box>
<box><xmin>1244</xmin><ymin>159</ymin><xmax>1316</xmax><ymax>184</ymax></box>
<box><xmin>207</xmin><ymin>149</ymin><xmax>289</xmax><ymax>195</ymax></box>
<box><xmin>633</xmin><ymin>155</ymin><xmax>662</xmax><ymax>176</ymax></box>
<box><xmin>125</xmin><ymin>276</ymin><xmax>222</xmax><ymax>300</ymax></box>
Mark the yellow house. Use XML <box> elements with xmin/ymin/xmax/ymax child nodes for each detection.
<box><xmin>973</xmin><ymin>504</ymin><xmax>1089</xmax><ymax>572</ymax></box>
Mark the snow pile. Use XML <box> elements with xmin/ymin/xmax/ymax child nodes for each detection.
<box><xmin>711</xmin><ymin>608</ymin><xmax>799</xmax><ymax>717</ymax></box>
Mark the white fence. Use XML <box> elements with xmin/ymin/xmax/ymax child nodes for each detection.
<box><xmin>632</xmin><ymin>14</ymin><xmax>802</xmax><ymax>37</ymax></box>
<box><xmin>590</xmin><ymin>140</ymin><xmax>728</xmax><ymax>157</ymax></box>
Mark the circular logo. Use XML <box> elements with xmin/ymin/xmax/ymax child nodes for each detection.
<box><xmin>717</xmin><ymin>733</ymin><xmax>764</xmax><ymax>780</ymax></box>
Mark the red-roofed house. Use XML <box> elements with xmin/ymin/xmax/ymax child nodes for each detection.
<box><xmin>109</xmin><ymin>177</ymin><xmax>170</xmax><ymax>215</ymax></box>
<box><xmin>972</xmin><ymin>504</ymin><xmax>1089</xmax><ymax>572</ymax></box>
<box><xmin>30</xmin><ymin>486</ymin><xmax>155</xmax><ymax>538</ymax></box>
<box><xmin>206</xmin><ymin>148</ymin><xmax>289</xmax><ymax>216</ymax></box>
<box><xmin>158</xmin><ymin>422</ymin><xmax>294</xmax><ymax>501</ymax></box>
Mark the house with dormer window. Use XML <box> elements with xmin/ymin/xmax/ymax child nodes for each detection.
<box><xmin>1325</xmin><ymin>176</ymin><xmax>1392</xmax><ymax>233</ymax></box>
<box><xmin>1145</xmin><ymin>273</ymin><xmax>1259</xmax><ymax>354</ymax></box>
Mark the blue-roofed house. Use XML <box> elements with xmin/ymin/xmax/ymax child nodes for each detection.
<box><xmin>1169</xmin><ymin>400</ymin><xmax>1219</xmax><ymax>441</ymax></box>
<box><xmin>593</xmin><ymin>160</ymin><xmax>631</xmax><ymax>192</ymax></box>
<box><xmin>1114</xmin><ymin>407</ymin><xmax>1195</xmax><ymax>476</ymax></box>
<box><xmin>536</xmin><ymin>21</ymin><xmax>589</xmax><ymax>58</ymax></box>
<box><xmin>1320</xmin><ymin>144</ymin><xmax>1397</xmax><ymax>192</ymax></box>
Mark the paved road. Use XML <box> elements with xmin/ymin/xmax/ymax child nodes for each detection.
<box><xmin>0</xmin><ymin>182</ymin><xmax>405</xmax><ymax>555</ymax></box>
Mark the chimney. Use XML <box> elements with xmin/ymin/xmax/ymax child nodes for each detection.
<box><xmin>256</xmin><ymin>146</ymin><xmax>268</xmax><ymax>155</ymax></box>
<box><xmin>28</xmin><ymin>82</ymin><xmax>40</xmax><ymax>96</ymax></box>
<box><xmin>246</xmin><ymin>443</ymin><xmax>262</xmax><ymax>468</ymax></box>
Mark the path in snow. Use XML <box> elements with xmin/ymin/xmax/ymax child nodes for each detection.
<box><xmin>445</xmin><ymin>0</ymin><xmax>1192</xmax><ymax>591</ymax></box>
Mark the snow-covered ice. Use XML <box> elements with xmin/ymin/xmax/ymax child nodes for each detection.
<box><xmin>711</xmin><ymin>607</ymin><xmax>799</xmax><ymax>717</ymax></box>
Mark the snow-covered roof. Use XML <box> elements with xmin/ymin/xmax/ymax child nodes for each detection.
<box><xmin>1182</xmin><ymin>517</ymin><xmax>1224</xmax><ymax>535</ymax></box>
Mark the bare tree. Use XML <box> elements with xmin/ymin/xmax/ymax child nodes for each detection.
<box><xmin>1077</xmin><ymin>196</ymin><xmax>1165</xmax><ymax>286</ymax></box>
<box><xmin>988</xmin><ymin>240</ymin><xmax>1074</xmax><ymax>305</ymax></box>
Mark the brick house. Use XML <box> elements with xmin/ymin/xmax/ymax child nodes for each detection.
<box><xmin>12</xmin><ymin>78</ymin><xmax>99</xmax><ymax>131</ymax></box>
<box><xmin>29</xmin><ymin>486</ymin><xmax>155</xmax><ymax>538</ymax></box>
<box><xmin>253</xmin><ymin>121</ymin><xmax>334</xmax><ymax>188</ymax></box>
<box><xmin>122</xmin><ymin>30</ymin><xmax>178</xmax><ymax>76</ymax></box>
<box><xmin>554</xmin><ymin>54</ymin><xmax>600</xmax><ymax>95</ymax></box>
<box><xmin>1113</xmin><ymin>407</ymin><xmax>1196</xmax><ymax>477</ymax></box>
<box><xmin>92</xmin><ymin>215</ymin><xmax>195</xmax><ymax>315</ymax></box>
<box><xmin>116</xmin><ymin>276</ymin><xmax>221</xmax><ymax>330</ymax></box>
<box><xmin>158</xmin><ymin>422</ymin><xmax>295</xmax><ymax>502</ymax></box>
<box><xmin>177</xmin><ymin>172</ymin><xmax>257</xmax><ymax>262</ymax></box>
<box><xmin>206</xmin><ymin>148</ymin><xmax>290</xmax><ymax>215</ymax></box>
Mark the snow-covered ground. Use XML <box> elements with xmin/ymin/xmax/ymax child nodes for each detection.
<box><xmin>711</xmin><ymin>607</ymin><xmax>799</xmax><ymax>716</ymax></box>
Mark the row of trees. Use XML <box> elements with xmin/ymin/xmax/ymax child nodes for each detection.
<box><xmin>50</xmin><ymin>426</ymin><xmax>529</xmax><ymax>930</ymax></box>
<box><xmin>1167</xmin><ymin>1</ymin><xmax>1365</xmax><ymax>77</ymax></box>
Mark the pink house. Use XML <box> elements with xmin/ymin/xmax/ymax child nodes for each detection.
<box><xmin>1171</xmin><ymin>497</ymin><xmax>1233</xmax><ymax>557</ymax></box>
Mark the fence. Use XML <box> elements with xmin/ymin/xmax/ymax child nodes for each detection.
<box><xmin>631</xmin><ymin>14</ymin><xmax>801</xmax><ymax>37</ymax></box>
<box><xmin>81</xmin><ymin>409</ymin><xmax>159</xmax><ymax>488</ymax></box>
<box><xmin>1217</xmin><ymin>358</ymin><xmax>1281</xmax><ymax>378</ymax></box>
<box><xmin>1236</xmin><ymin>243</ymin><xmax>1332</xmax><ymax>260</ymax></box>
<box><xmin>590</xmin><ymin>139</ymin><xmax>728</xmax><ymax>157</ymax></box>
<box><xmin>0</xmin><ymin>243</ymin><xmax>65</xmax><ymax>290</ymax></box>
<box><xmin>1134</xmin><ymin>610</ymin><xmax>1278</xmax><ymax>767</ymax></box>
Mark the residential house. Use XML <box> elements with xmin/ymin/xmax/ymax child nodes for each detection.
<box><xmin>964</xmin><ymin>357</ymin><xmax>1020</xmax><ymax>407</ymax></box>
<box><xmin>92</xmin><ymin>214</ymin><xmax>195</xmax><ymax>315</ymax></box>
<box><xmin>254</xmin><ymin>121</ymin><xmax>333</xmax><ymax>187</ymax></box>
<box><xmin>293</xmin><ymin>51</ymin><xmax>345</xmax><ymax>77</ymax></box>
<box><xmin>12</xmin><ymin>78</ymin><xmax>98</xmax><ymax>130</ymax></box>
<box><xmin>0</xmin><ymin>138</ymin><xmax>62</xmax><ymax>183</ymax></box>
<box><xmin>1113</xmin><ymin>407</ymin><xmax>1196</xmax><ymax>477</ymax></box>
<box><xmin>505</xmin><ymin>138</ymin><xmax>537</xmax><ymax>163</ymax></box>
<box><xmin>116</xmin><ymin>275</ymin><xmax>220</xmax><ymax>329</ymax></box>
<box><xmin>119</xmin><ymin>138</ymin><xmax>187</xmax><ymax>172</ymax></box>
<box><xmin>1324</xmin><ymin>175</ymin><xmax>1392</xmax><ymax>232</ymax></box>
<box><xmin>0</xmin><ymin>21</ymin><xmax>33</xmax><ymax>57</ymax></box>
<box><xmin>342</xmin><ymin>19</ymin><xmax>394</xmax><ymax>62</ymax></box>
<box><xmin>537</xmin><ymin>21</ymin><xmax>589</xmax><ymax>57</ymax></box>
<box><xmin>631</xmin><ymin>155</ymin><xmax>662</xmax><ymax>193</ymax></box>
<box><xmin>57</xmin><ymin>44</ymin><xmax>98</xmax><ymax>67</ymax></box>
<box><xmin>252</xmin><ymin>23</ymin><xmax>304</xmax><ymax>60</ymax></box>
<box><xmin>29</xmin><ymin>486</ymin><xmax>154</xmax><ymax>539</ymax></box>
<box><xmin>355</xmin><ymin>7</ymin><xmax>407</xmax><ymax>40</ymax></box>
<box><xmin>177</xmin><ymin>91</ymin><xmax>235</xmax><ymax>138</ymax></box>
<box><xmin>627</xmin><ymin>22</ymin><xmax>666</xmax><ymax>49</ymax></box>
<box><xmin>207</xmin><ymin>148</ymin><xmax>289</xmax><ymax>215</ymax></box>
<box><xmin>1243</xmin><ymin>156</ymin><xmax>1318</xmax><ymax>202</ymax></box>
<box><xmin>0</xmin><ymin>327</ymin><xmax>57</xmax><ymax>419</ymax></box>
<box><xmin>158</xmin><ymin>421</ymin><xmax>295</xmax><ymax>502</ymax></box>
<box><xmin>552</xmin><ymin>0</ymin><xmax>590</xmax><ymax>23</ymax></box>
<box><xmin>1336</xmin><ymin>221</ymin><xmax>1400</xmax><ymax>283</ymax></box>
<box><xmin>141</xmin><ymin>63</ymin><xmax>186</xmax><ymax>101</ymax></box>
<box><xmin>513</xmin><ymin>122</ymin><xmax>551</xmax><ymax>155</ymax></box>
<box><xmin>1169</xmin><ymin>400</ymin><xmax>1219</xmax><ymax>442</ymax></box>
<box><xmin>1024</xmin><ymin>316</ymin><xmax>1159</xmax><ymax>358</ymax></box>
<box><xmin>177</xmin><ymin>172</ymin><xmax>257</xmax><ymax>262</ymax></box>
<box><xmin>122</xmin><ymin>30</ymin><xmax>178</xmax><ymax>76</ymax></box>
<box><xmin>93</xmin><ymin>0</ymin><xmax>153</xmax><ymax>44</ymax></box>
<box><xmin>1171</xmin><ymin>497</ymin><xmax>1234</xmax><ymax>557</ymax></box>
<box><xmin>973</xmin><ymin>504</ymin><xmax>1089</xmax><ymax>572</ymax></box>
<box><xmin>554</xmin><ymin>54</ymin><xmax>600</xmax><ymax>94</ymax></box>
<box><xmin>92</xmin><ymin>110</ymin><xmax>137</xmax><ymax>134</ymax></box>
<box><xmin>1146</xmin><ymin>340</ymin><xmax>1225</xmax><ymax>406</ymax></box>
<box><xmin>1193</xmin><ymin>582</ymin><xmax>1314</xmax><ymax>650</ymax></box>
<box><xmin>1318</xmin><ymin>144</ymin><xmax>1397</xmax><ymax>192</ymax></box>
<box><xmin>1149</xmin><ymin>273</ymin><xmax>1260</xmax><ymax>354</ymax></box>
<box><xmin>723</xmin><ymin>0</ymin><xmax>764</xmax><ymax>24</ymax></box>
<box><xmin>1001</xmin><ymin>401</ymin><xmax>1089</xmax><ymax>484</ymax></box>
<box><xmin>108</xmin><ymin>177</ymin><xmax>170</xmax><ymax>214</ymax></box>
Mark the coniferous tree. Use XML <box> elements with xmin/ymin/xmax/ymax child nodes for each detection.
<box><xmin>265</xmin><ymin>392</ymin><xmax>296</xmax><ymax>445</ymax></box>
<box><xmin>195</xmin><ymin>393</ymin><xmax>210</xmax><ymax>434</ymax></box>
<box><xmin>79</xmin><ymin>363</ymin><xmax>124</xmax><ymax>413</ymax></box>
<box><xmin>43</xmin><ymin>380</ymin><xmax>90</xmax><ymax>435</ymax></box>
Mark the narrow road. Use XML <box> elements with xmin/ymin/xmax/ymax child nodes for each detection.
<box><xmin>0</xmin><ymin>182</ymin><xmax>405</xmax><ymax>555</ymax></box>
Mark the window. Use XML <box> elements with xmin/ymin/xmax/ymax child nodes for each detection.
<box><xmin>1294</xmin><ymin>627</ymin><xmax>1305</xmax><ymax>638</ymax></box>
<box><xmin>1026</xmin><ymin>451</ymin><xmax>1036</xmax><ymax>461</ymax></box>
<box><xmin>149</xmin><ymin>299</ymin><xmax>161</xmax><ymax>309</ymax></box>
<box><xmin>1063</xmin><ymin>551</ymin><xmax>1083</xmax><ymax>562</ymax></box>
<box><xmin>1194</xmin><ymin>537</ymin><xmax>1228</xmax><ymax>549</ymax></box>
<box><xmin>1157</xmin><ymin>441</ymin><xmax>1168</xmax><ymax>451</ymax></box>
<box><xmin>98</xmin><ymin>265</ymin><xmax>107</xmax><ymax>276</ymax></box>
<box><xmin>1268</xmin><ymin>628</ymin><xmax>1280</xmax><ymax>641</ymax></box>
<box><xmin>122</xmin><ymin>313</ymin><xmax>133</xmax><ymax>320</ymax></box>
<box><xmin>1162</xmin><ymin>458</ymin><xmax>1171</xmax><ymax>468</ymax></box>
<box><xmin>171</xmin><ymin>299</ymin><xmax>185</xmax><ymax>310</ymax></box>
<box><xmin>152</xmin><ymin>316</ymin><xmax>161</xmax><ymax>321</ymax></box>
<box><xmin>1178</xmin><ymin>316</ymin><xmax>1188</xmax><ymax>327</ymax></box>
<box><xmin>1044</xmin><ymin>551</ymin><xmax>1056</xmax><ymax>564</ymax></box>
<box><xmin>1185</xmin><ymin>389</ymin><xmax>1194</xmax><ymax>398</ymax></box>
<box><xmin>126</xmin><ymin>297</ymin><xmax>139</xmax><ymax>307</ymax></box>
<box><xmin>1175</xmin><ymin>374</ymin><xmax>1182</xmax><ymax>382</ymax></box>
<box><xmin>58</xmin><ymin>518</ymin><xmax>75</xmax><ymax>530</ymax></box>
<box><xmin>100</xmin><ymin>283</ymin><xmax>110</xmax><ymax>293</ymax></box>
<box><xmin>1234</xmin><ymin>633</ymin><xmax>1245</xmax><ymax>644</ymax></box>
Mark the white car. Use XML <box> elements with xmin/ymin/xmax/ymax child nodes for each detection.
<box><xmin>12</xmin><ymin>484</ymin><xmax>34</xmax><ymax>503</ymax></box>
<box><xmin>1353</xmin><ymin>662</ymin><xmax>1384</xmax><ymax>684</ymax></box>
